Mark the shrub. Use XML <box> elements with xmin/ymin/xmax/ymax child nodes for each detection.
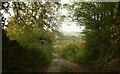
<box><xmin>61</xmin><ymin>43</ymin><xmax>88</xmax><ymax>64</ymax></box>
<box><xmin>6</xmin><ymin>24</ymin><xmax>55</xmax><ymax>49</ymax></box>
<box><xmin>2</xmin><ymin>39</ymin><xmax>53</xmax><ymax>72</ymax></box>
<box><xmin>4</xmin><ymin>24</ymin><xmax>54</xmax><ymax>72</ymax></box>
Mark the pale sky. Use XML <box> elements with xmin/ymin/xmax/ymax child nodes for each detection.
<box><xmin>60</xmin><ymin>0</ymin><xmax>69</xmax><ymax>4</ymax></box>
<box><xmin>60</xmin><ymin>0</ymin><xmax>84</xmax><ymax>32</ymax></box>
<box><xmin>60</xmin><ymin>22</ymin><xmax>84</xmax><ymax>32</ymax></box>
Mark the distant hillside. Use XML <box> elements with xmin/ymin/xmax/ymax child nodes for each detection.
<box><xmin>63</xmin><ymin>35</ymin><xmax>78</xmax><ymax>40</ymax></box>
<box><xmin>61</xmin><ymin>31</ymin><xmax>85</xmax><ymax>40</ymax></box>
<box><xmin>62</xmin><ymin>31</ymin><xmax>80</xmax><ymax>37</ymax></box>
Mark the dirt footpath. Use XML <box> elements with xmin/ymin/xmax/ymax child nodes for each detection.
<box><xmin>46</xmin><ymin>53</ymin><xmax>88</xmax><ymax>72</ymax></box>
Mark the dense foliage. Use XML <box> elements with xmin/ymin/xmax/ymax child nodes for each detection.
<box><xmin>66</xmin><ymin>2</ymin><xmax>120</xmax><ymax>71</ymax></box>
<box><xmin>2</xmin><ymin>2</ymin><xmax>61</xmax><ymax>72</ymax></box>
<box><xmin>2</xmin><ymin>1</ymin><xmax>120</xmax><ymax>72</ymax></box>
<box><xmin>61</xmin><ymin>43</ymin><xmax>87</xmax><ymax>64</ymax></box>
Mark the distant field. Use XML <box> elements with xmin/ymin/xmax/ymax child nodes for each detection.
<box><xmin>58</xmin><ymin>40</ymin><xmax>85</xmax><ymax>45</ymax></box>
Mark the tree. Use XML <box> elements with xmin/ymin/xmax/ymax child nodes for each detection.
<box><xmin>68</xmin><ymin>2</ymin><xmax>116</xmax><ymax>59</ymax></box>
<box><xmin>2</xmin><ymin>2</ymin><xmax>63</xmax><ymax>72</ymax></box>
<box><xmin>66</xmin><ymin>2</ymin><xmax>120</xmax><ymax>71</ymax></box>
<box><xmin>6</xmin><ymin>2</ymin><xmax>62</xmax><ymax>49</ymax></box>
<box><xmin>110</xmin><ymin>2</ymin><xmax>120</xmax><ymax>54</ymax></box>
